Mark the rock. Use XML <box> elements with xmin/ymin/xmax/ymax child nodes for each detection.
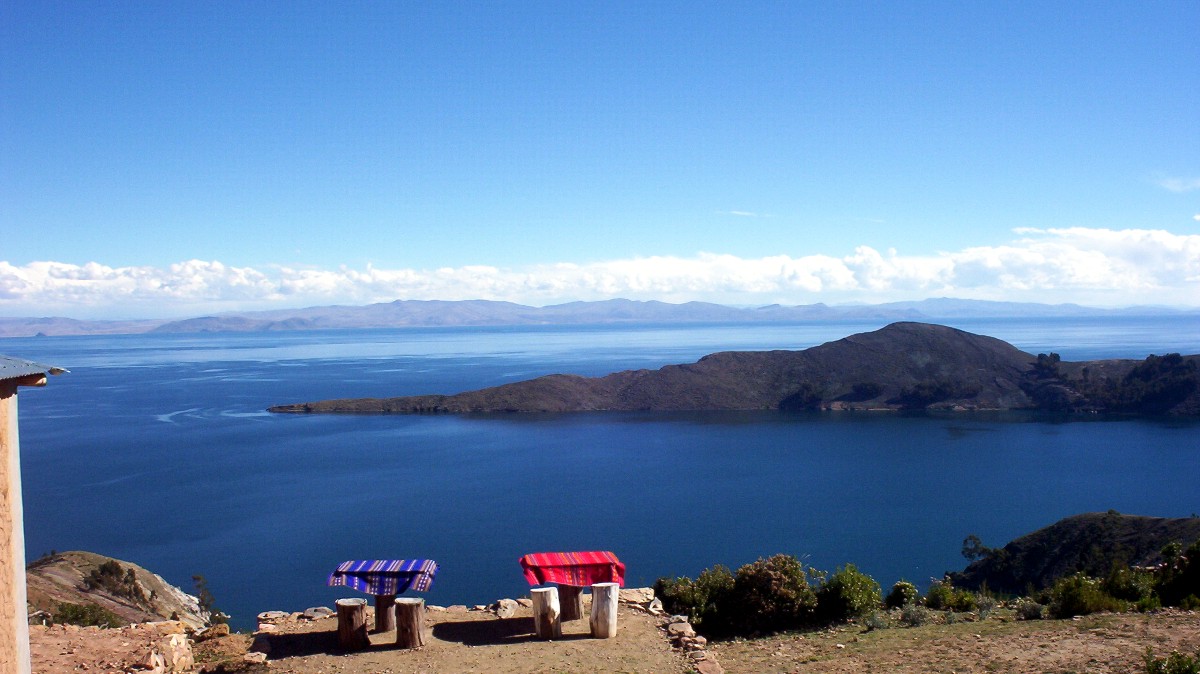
<box><xmin>492</xmin><ymin>599</ymin><xmax>519</xmax><ymax>619</ymax></box>
<box><xmin>516</xmin><ymin>598</ymin><xmax>534</xmax><ymax>608</ymax></box>
<box><xmin>667</xmin><ymin>621</ymin><xmax>696</xmax><ymax>638</ymax></box>
<box><xmin>427</xmin><ymin>605</ymin><xmax>447</xmax><ymax>612</ymax></box>
<box><xmin>447</xmin><ymin>605</ymin><xmax>468</xmax><ymax>612</ymax></box>
<box><xmin>302</xmin><ymin>606</ymin><xmax>334</xmax><ymax>621</ymax></box>
<box><xmin>695</xmin><ymin>660</ymin><xmax>725</xmax><ymax>674</ymax></box>
<box><xmin>249</xmin><ymin>634</ymin><xmax>272</xmax><ymax>655</ymax></box>
<box><xmin>619</xmin><ymin>587</ymin><xmax>655</xmax><ymax>604</ymax></box>
<box><xmin>256</xmin><ymin>623</ymin><xmax>278</xmax><ymax>633</ymax></box>
<box><xmin>167</xmin><ymin>633</ymin><xmax>195</xmax><ymax>671</ymax></box>
<box><xmin>647</xmin><ymin>597</ymin><xmax>665</xmax><ymax>615</ymax></box>
<box><xmin>140</xmin><ymin>649</ymin><xmax>166</xmax><ymax>674</ymax></box>
<box><xmin>257</xmin><ymin>611</ymin><xmax>289</xmax><ymax>624</ymax></box>
<box><xmin>692</xmin><ymin>635</ymin><xmax>708</xmax><ymax>647</ymax></box>
<box><xmin>471</xmin><ymin>604</ymin><xmax>487</xmax><ymax>611</ymax></box>
<box><xmin>244</xmin><ymin>651</ymin><xmax>268</xmax><ymax>664</ymax></box>
<box><xmin>194</xmin><ymin>623</ymin><xmax>230</xmax><ymax>641</ymax></box>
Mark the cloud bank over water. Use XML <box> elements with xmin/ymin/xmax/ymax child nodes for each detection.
<box><xmin>2</xmin><ymin>228</ymin><xmax>1198</xmax><ymax>318</ymax></box>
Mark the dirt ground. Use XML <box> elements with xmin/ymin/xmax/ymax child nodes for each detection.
<box><xmin>29</xmin><ymin>606</ymin><xmax>1200</xmax><ymax>673</ymax></box>
<box><xmin>32</xmin><ymin>600</ymin><xmax>695</xmax><ymax>674</ymax></box>
<box><xmin>709</xmin><ymin>609</ymin><xmax>1200</xmax><ymax>674</ymax></box>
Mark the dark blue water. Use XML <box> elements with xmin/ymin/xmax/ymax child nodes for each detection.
<box><xmin>6</xmin><ymin>317</ymin><xmax>1199</xmax><ymax>630</ymax></box>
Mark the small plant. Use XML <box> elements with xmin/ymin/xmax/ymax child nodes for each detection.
<box><xmin>654</xmin><ymin>564</ymin><xmax>735</xmax><ymax>630</ymax></box>
<box><xmin>976</xmin><ymin>594</ymin><xmax>998</xmax><ymax>620</ymax></box>
<box><xmin>817</xmin><ymin>563</ymin><xmax>882</xmax><ymax>623</ymax></box>
<box><xmin>1048</xmin><ymin>573</ymin><xmax>1126</xmax><ymax>618</ymax></box>
<box><xmin>924</xmin><ymin>578</ymin><xmax>977</xmax><ymax>611</ymax></box>
<box><xmin>726</xmin><ymin>554</ymin><xmax>818</xmax><ymax>635</ymax></box>
<box><xmin>885</xmin><ymin>580</ymin><xmax>918</xmax><ymax>609</ymax></box>
<box><xmin>862</xmin><ymin>610</ymin><xmax>890</xmax><ymax>631</ymax></box>
<box><xmin>1014</xmin><ymin>598</ymin><xmax>1045</xmax><ymax>620</ymax></box>
<box><xmin>1144</xmin><ymin>647</ymin><xmax>1200</xmax><ymax>674</ymax></box>
<box><xmin>900</xmin><ymin>604</ymin><xmax>932</xmax><ymax>627</ymax></box>
<box><xmin>52</xmin><ymin>602</ymin><xmax>125</xmax><ymax>628</ymax></box>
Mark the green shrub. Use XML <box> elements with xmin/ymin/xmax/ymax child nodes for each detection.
<box><xmin>1144</xmin><ymin>648</ymin><xmax>1200</xmax><ymax>674</ymax></box>
<box><xmin>1158</xmin><ymin>540</ymin><xmax>1200</xmax><ymax>608</ymax></box>
<box><xmin>654</xmin><ymin>565</ymin><xmax>734</xmax><ymax>630</ymax></box>
<box><xmin>1105</xmin><ymin>563</ymin><xmax>1158</xmax><ymax>603</ymax></box>
<box><xmin>1014</xmin><ymin>598</ymin><xmax>1045</xmax><ymax>620</ymax></box>
<box><xmin>862</xmin><ymin>610</ymin><xmax>890</xmax><ymax>631</ymax></box>
<box><xmin>885</xmin><ymin>580</ymin><xmax>918</xmax><ymax>609</ymax></box>
<box><xmin>899</xmin><ymin>604</ymin><xmax>932</xmax><ymax>627</ymax></box>
<box><xmin>924</xmin><ymin>578</ymin><xmax>977</xmax><ymax>611</ymax></box>
<box><xmin>725</xmin><ymin>554</ymin><xmax>818</xmax><ymax>635</ymax></box>
<box><xmin>52</xmin><ymin>602</ymin><xmax>125</xmax><ymax>628</ymax></box>
<box><xmin>976</xmin><ymin>594</ymin><xmax>998</xmax><ymax>620</ymax></box>
<box><xmin>1048</xmin><ymin>573</ymin><xmax>1126</xmax><ymax>618</ymax></box>
<box><xmin>817</xmin><ymin>564</ymin><xmax>882</xmax><ymax>623</ymax></box>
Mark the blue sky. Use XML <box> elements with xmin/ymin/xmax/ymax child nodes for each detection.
<box><xmin>2</xmin><ymin>1</ymin><xmax>1198</xmax><ymax>318</ymax></box>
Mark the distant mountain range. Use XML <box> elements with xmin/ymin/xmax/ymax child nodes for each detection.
<box><xmin>1</xmin><ymin>297</ymin><xmax>1196</xmax><ymax>338</ymax></box>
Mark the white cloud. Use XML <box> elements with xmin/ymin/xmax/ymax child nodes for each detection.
<box><xmin>1</xmin><ymin>227</ymin><xmax>1198</xmax><ymax>318</ymax></box>
<box><xmin>1157</xmin><ymin>176</ymin><xmax>1200</xmax><ymax>193</ymax></box>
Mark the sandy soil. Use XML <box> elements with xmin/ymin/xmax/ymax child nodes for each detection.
<box><xmin>31</xmin><ymin>601</ymin><xmax>695</xmax><ymax>674</ymax></box>
<box><xmin>709</xmin><ymin>609</ymin><xmax>1200</xmax><ymax>674</ymax></box>
<box><xmin>30</xmin><ymin>606</ymin><xmax>1200</xmax><ymax>673</ymax></box>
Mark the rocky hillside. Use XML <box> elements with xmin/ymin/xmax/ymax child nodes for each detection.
<box><xmin>26</xmin><ymin>551</ymin><xmax>208</xmax><ymax>629</ymax></box>
<box><xmin>950</xmin><ymin>512</ymin><xmax>1200</xmax><ymax>595</ymax></box>
<box><xmin>269</xmin><ymin>322</ymin><xmax>1200</xmax><ymax>415</ymax></box>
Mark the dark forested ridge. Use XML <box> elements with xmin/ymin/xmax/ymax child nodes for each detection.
<box><xmin>950</xmin><ymin>512</ymin><xmax>1200</xmax><ymax>595</ymax></box>
<box><xmin>269</xmin><ymin>322</ymin><xmax>1200</xmax><ymax>416</ymax></box>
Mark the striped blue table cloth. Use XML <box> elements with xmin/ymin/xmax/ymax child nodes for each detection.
<box><xmin>327</xmin><ymin>559</ymin><xmax>438</xmax><ymax>595</ymax></box>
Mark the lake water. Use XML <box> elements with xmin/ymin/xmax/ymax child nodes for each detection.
<box><xmin>7</xmin><ymin>316</ymin><xmax>1200</xmax><ymax>629</ymax></box>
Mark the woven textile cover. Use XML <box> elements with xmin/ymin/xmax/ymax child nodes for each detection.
<box><xmin>328</xmin><ymin>559</ymin><xmax>438</xmax><ymax>595</ymax></box>
<box><xmin>519</xmin><ymin>551</ymin><xmax>625</xmax><ymax>587</ymax></box>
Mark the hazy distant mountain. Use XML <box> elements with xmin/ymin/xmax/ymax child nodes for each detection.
<box><xmin>0</xmin><ymin>297</ymin><xmax>1195</xmax><ymax>338</ymax></box>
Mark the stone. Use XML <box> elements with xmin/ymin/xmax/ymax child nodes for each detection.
<box><xmin>161</xmin><ymin>633</ymin><xmax>195</xmax><ymax>672</ymax></box>
<box><xmin>516</xmin><ymin>598</ymin><xmax>534</xmax><ymax>608</ymax></box>
<box><xmin>427</xmin><ymin>605</ymin><xmax>447</xmax><ymax>612</ymax></box>
<box><xmin>257</xmin><ymin>611</ymin><xmax>289</xmax><ymax>624</ymax></box>
<box><xmin>493</xmin><ymin>599</ymin><xmax>519</xmax><ymax>619</ymax></box>
<box><xmin>647</xmin><ymin>597</ymin><xmax>665</xmax><ymax>615</ymax></box>
<box><xmin>249</xmin><ymin>634</ymin><xmax>272</xmax><ymax>655</ymax></box>
<box><xmin>302</xmin><ymin>606</ymin><xmax>334</xmax><ymax>621</ymax></box>
<box><xmin>256</xmin><ymin>623</ymin><xmax>278</xmax><ymax>633</ymax></box>
<box><xmin>692</xmin><ymin>635</ymin><xmax>708</xmax><ymax>647</ymax></box>
<box><xmin>619</xmin><ymin>587</ymin><xmax>655</xmax><ymax>604</ymax></box>
<box><xmin>447</xmin><ymin>605</ymin><xmax>469</xmax><ymax>612</ymax></box>
<box><xmin>667</xmin><ymin>621</ymin><xmax>696</xmax><ymax>638</ymax></box>
<box><xmin>688</xmin><ymin>649</ymin><xmax>708</xmax><ymax>661</ymax></box>
<box><xmin>140</xmin><ymin>650</ymin><xmax>166</xmax><ymax>674</ymax></box>
<box><xmin>471</xmin><ymin>604</ymin><xmax>487</xmax><ymax>611</ymax></box>
<box><xmin>244</xmin><ymin>651</ymin><xmax>269</xmax><ymax>664</ymax></box>
<box><xmin>194</xmin><ymin>623</ymin><xmax>230</xmax><ymax>641</ymax></box>
<box><xmin>695</xmin><ymin>660</ymin><xmax>725</xmax><ymax>674</ymax></box>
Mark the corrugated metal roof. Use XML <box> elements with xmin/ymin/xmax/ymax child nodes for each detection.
<box><xmin>0</xmin><ymin>355</ymin><xmax>67</xmax><ymax>382</ymax></box>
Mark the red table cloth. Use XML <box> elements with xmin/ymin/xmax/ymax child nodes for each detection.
<box><xmin>519</xmin><ymin>551</ymin><xmax>625</xmax><ymax>587</ymax></box>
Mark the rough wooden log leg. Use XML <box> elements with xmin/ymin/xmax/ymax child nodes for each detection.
<box><xmin>335</xmin><ymin>598</ymin><xmax>370</xmax><ymax>650</ymax></box>
<box><xmin>374</xmin><ymin>594</ymin><xmax>396</xmax><ymax>632</ymax></box>
<box><xmin>558</xmin><ymin>584</ymin><xmax>584</xmax><ymax>621</ymax></box>
<box><xmin>531</xmin><ymin>587</ymin><xmax>562</xmax><ymax>639</ymax></box>
<box><xmin>589</xmin><ymin>582</ymin><xmax>619</xmax><ymax>638</ymax></box>
<box><xmin>394</xmin><ymin>598</ymin><xmax>426</xmax><ymax>649</ymax></box>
